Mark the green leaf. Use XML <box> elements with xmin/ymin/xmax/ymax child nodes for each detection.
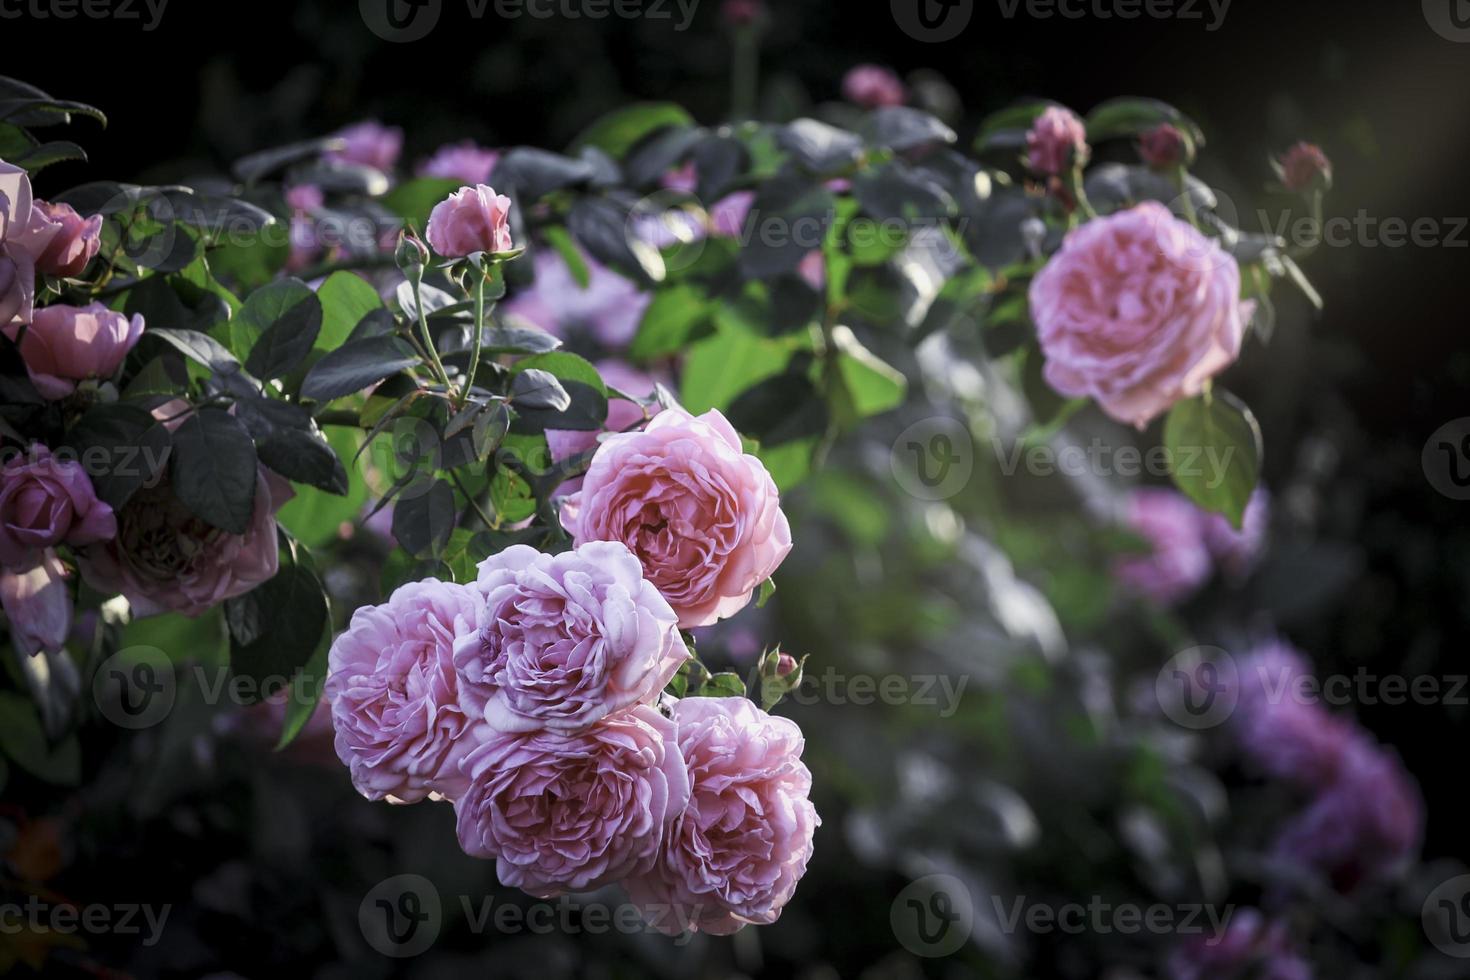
<box><xmin>510</xmin><ymin>368</ymin><xmax>572</xmax><ymax>412</ymax></box>
<box><xmin>171</xmin><ymin>407</ymin><xmax>260</xmax><ymax>533</ymax></box>
<box><xmin>300</xmin><ymin>335</ymin><xmax>420</xmax><ymax>402</ymax></box>
<box><xmin>245</xmin><ymin>292</ymin><xmax>323</xmax><ymax>380</ymax></box>
<box><xmin>832</xmin><ymin>326</ymin><xmax>907</xmax><ymax>419</ymax></box>
<box><xmin>681</xmin><ymin>324</ymin><xmax>802</xmax><ymax>414</ymax></box>
<box><xmin>147</xmin><ymin>326</ymin><xmax>241</xmax><ymax>375</ymax></box>
<box><xmin>756</xmin><ymin>578</ymin><xmax>776</xmax><ymax>608</ymax></box>
<box><xmin>510</xmin><ymin>351</ymin><xmax>608</xmax><ymax>431</ymax></box>
<box><xmin>382</xmin><ymin>177</ymin><xmax>462</xmax><ymax>223</ymax></box>
<box><xmin>277</xmin><ymin>427</ymin><xmax>369</xmax><ymax>547</ymax></box>
<box><xmin>393</xmin><ymin>479</ymin><xmax>457</xmax><ymax>557</ymax></box>
<box><xmin>231</xmin><ymin>279</ymin><xmax>316</xmax><ymax>361</ymax></box>
<box><xmin>631</xmin><ymin>283</ymin><xmax>712</xmax><ymax>360</ymax></box>
<box><xmin>544</xmin><ymin>226</ymin><xmax>590</xmax><ymax>288</ymax></box>
<box><xmin>275</xmin><ymin>627</ymin><xmax>330</xmax><ymax>750</ymax></box>
<box><xmin>573</xmin><ymin>102</ymin><xmax>694</xmax><ymax>160</ymax></box>
<box><xmin>315</xmin><ymin>270</ymin><xmax>386</xmax><ymax>351</ymax></box>
<box><xmin>1163</xmin><ymin>390</ymin><xmax>1262</xmax><ymax>527</ymax></box>
<box><xmin>62</xmin><ymin>405</ymin><xmax>172</xmax><ymax>509</ymax></box>
<box><xmin>696</xmin><ymin>672</ymin><xmax>748</xmax><ymax>699</ymax></box>
<box><xmin>1084</xmin><ymin>96</ymin><xmax>1204</xmax><ymax>148</ymax></box>
<box><xmin>7</xmin><ymin>139</ymin><xmax>86</xmax><ymax>173</ymax></box>
<box><xmin>225</xmin><ymin>551</ymin><xmax>330</xmax><ymax>700</ymax></box>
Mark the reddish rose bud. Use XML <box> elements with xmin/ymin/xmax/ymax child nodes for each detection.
<box><xmin>33</xmin><ymin>201</ymin><xmax>102</xmax><ymax>279</ymax></box>
<box><xmin>1025</xmin><ymin>106</ymin><xmax>1090</xmax><ymax>177</ymax></box>
<box><xmin>721</xmin><ymin>0</ymin><xmax>762</xmax><ymax>26</ymax></box>
<box><xmin>842</xmin><ymin>64</ymin><xmax>907</xmax><ymax>110</ymax></box>
<box><xmin>1138</xmin><ymin>123</ymin><xmax>1190</xmax><ymax>169</ymax></box>
<box><xmin>775</xmin><ymin>652</ymin><xmax>798</xmax><ymax>677</ymax></box>
<box><xmin>1279</xmin><ymin>142</ymin><xmax>1331</xmax><ymax>193</ymax></box>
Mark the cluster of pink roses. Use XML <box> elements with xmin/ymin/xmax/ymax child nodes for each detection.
<box><xmin>327</xmin><ymin>404</ymin><xmax>813</xmax><ymax>935</ymax></box>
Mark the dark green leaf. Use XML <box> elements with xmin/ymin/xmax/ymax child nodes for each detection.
<box><xmin>245</xmin><ymin>292</ymin><xmax>323</xmax><ymax>380</ymax></box>
<box><xmin>392</xmin><ymin>479</ymin><xmax>457</xmax><ymax>557</ymax></box>
<box><xmin>1163</xmin><ymin>390</ymin><xmax>1262</xmax><ymax>527</ymax></box>
<box><xmin>300</xmin><ymin>335</ymin><xmax>420</xmax><ymax>402</ymax></box>
<box><xmin>62</xmin><ymin>405</ymin><xmax>172</xmax><ymax>510</ymax></box>
<box><xmin>171</xmin><ymin>407</ymin><xmax>259</xmax><ymax>533</ymax></box>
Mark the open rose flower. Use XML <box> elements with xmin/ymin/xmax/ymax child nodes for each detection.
<box><xmin>1</xmin><ymin>160</ymin><xmax>60</xmax><ymax>326</ymax></box>
<box><xmin>326</xmin><ymin>578</ymin><xmax>481</xmax><ymax>802</ymax></box>
<box><xmin>1112</xmin><ymin>488</ymin><xmax>1211</xmax><ymax>605</ymax></box>
<box><xmin>3</xmin><ymin>303</ymin><xmax>145</xmax><ymax>400</ymax></box>
<box><xmin>626</xmin><ymin>696</ymin><xmax>818</xmax><ymax>935</ymax></box>
<box><xmin>841</xmin><ymin>64</ymin><xmax>906</xmax><ymax>108</ymax></box>
<box><xmin>454</xmin><ymin>703</ymin><xmax>688</xmax><ymax>897</ymax></box>
<box><xmin>33</xmin><ymin>201</ymin><xmax>102</xmax><ymax>278</ymax></box>
<box><xmin>0</xmin><ymin>444</ymin><xmax>116</xmax><ymax>566</ymax></box>
<box><xmin>562</xmin><ymin>408</ymin><xmax>792</xmax><ymax>629</ymax></box>
<box><xmin>1026</xmin><ymin>106</ymin><xmax>1089</xmax><ymax>176</ymax></box>
<box><xmin>78</xmin><ymin>402</ymin><xmax>291</xmax><ymax>617</ymax></box>
<box><xmin>1028</xmin><ymin>201</ymin><xmax>1249</xmax><ymax>428</ymax></box>
<box><xmin>1232</xmin><ymin>640</ymin><xmax>1360</xmax><ymax>790</ymax></box>
<box><xmin>454</xmin><ymin>542</ymin><xmax>686</xmax><ymax>733</ymax></box>
<box><xmin>426</xmin><ymin>184</ymin><xmax>513</xmax><ymax>258</ymax></box>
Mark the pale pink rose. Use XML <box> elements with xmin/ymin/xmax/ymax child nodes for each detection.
<box><xmin>500</xmin><ymin>248</ymin><xmax>650</xmax><ymax>350</ymax></box>
<box><xmin>1028</xmin><ymin>201</ymin><xmax>1248</xmax><ymax>428</ymax></box>
<box><xmin>1026</xmin><ymin>106</ymin><xmax>1089</xmax><ymax>176</ymax></box>
<box><xmin>1138</xmin><ymin>123</ymin><xmax>1189</xmax><ymax>169</ymax></box>
<box><xmin>1279</xmin><ymin>142</ymin><xmax>1331</xmax><ymax>192</ymax></box>
<box><xmin>0</xmin><ymin>444</ymin><xmax>116</xmax><ymax>566</ymax></box>
<box><xmin>842</xmin><ymin>65</ymin><xmax>906</xmax><ymax>109</ymax></box>
<box><xmin>77</xmin><ymin>401</ymin><xmax>292</xmax><ymax>618</ymax></box>
<box><xmin>1</xmin><ymin>160</ymin><xmax>60</xmax><ymax>326</ymax></box>
<box><xmin>563</xmin><ymin>408</ymin><xmax>793</xmax><ymax>629</ymax></box>
<box><xmin>426</xmin><ymin>184</ymin><xmax>513</xmax><ymax>258</ymax></box>
<box><xmin>0</xmin><ymin>549</ymin><xmax>70</xmax><ymax>657</ymax></box>
<box><xmin>1112</xmin><ymin>488</ymin><xmax>1211</xmax><ymax>605</ymax></box>
<box><xmin>326</xmin><ymin>121</ymin><xmax>403</xmax><ymax>172</ymax></box>
<box><xmin>418</xmin><ymin>141</ymin><xmax>501</xmax><ymax>185</ymax></box>
<box><xmin>455</xmin><ymin>542</ymin><xmax>686</xmax><ymax>733</ymax></box>
<box><xmin>453</xmin><ymin>703</ymin><xmax>689</xmax><ymax>897</ymax></box>
<box><xmin>2</xmin><ymin>303</ymin><xmax>145</xmax><ymax>400</ymax></box>
<box><xmin>33</xmin><ymin>201</ymin><xmax>102</xmax><ymax>278</ymax></box>
<box><xmin>326</xmin><ymin>578</ymin><xmax>481</xmax><ymax>802</ymax></box>
<box><xmin>545</xmin><ymin>359</ymin><xmax>665</xmax><ymax>495</ymax></box>
<box><xmin>626</xmin><ymin>696</ymin><xmax>818</xmax><ymax>935</ymax></box>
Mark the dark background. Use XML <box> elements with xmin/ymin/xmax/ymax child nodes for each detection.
<box><xmin>6</xmin><ymin>0</ymin><xmax>1470</xmax><ymax>960</ymax></box>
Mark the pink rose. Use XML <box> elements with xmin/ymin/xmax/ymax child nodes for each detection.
<box><xmin>326</xmin><ymin>578</ymin><xmax>481</xmax><ymax>802</ymax></box>
<box><xmin>626</xmin><ymin>696</ymin><xmax>818</xmax><ymax>935</ymax></box>
<box><xmin>426</xmin><ymin>184</ymin><xmax>514</xmax><ymax>258</ymax></box>
<box><xmin>455</xmin><ymin>542</ymin><xmax>686</xmax><ymax>733</ymax></box>
<box><xmin>545</xmin><ymin>359</ymin><xmax>664</xmax><ymax>495</ymax></box>
<box><xmin>78</xmin><ymin>401</ymin><xmax>291</xmax><ymax>618</ymax></box>
<box><xmin>1138</xmin><ymin>123</ymin><xmax>1189</xmax><ymax>170</ymax></box>
<box><xmin>841</xmin><ymin>65</ymin><xmax>906</xmax><ymax>109</ymax></box>
<box><xmin>3</xmin><ymin>303</ymin><xmax>145</xmax><ymax>400</ymax></box>
<box><xmin>1028</xmin><ymin>201</ymin><xmax>1248</xmax><ymax>428</ymax></box>
<box><xmin>0</xmin><ymin>444</ymin><xmax>116</xmax><ymax>566</ymax></box>
<box><xmin>1112</xmin><ymin>488</ymin><xmax>1211</xmax><ymax>605</ymax></box>
<box><xmin>1202</xmin><ymin>488</ymin><xmax>1268</xmax><ymax>577</ymax></box>
<box><xmin>500</xmin><ymin>248</ymin><xmax>650</xmax><ymax>350</ymax></box>
<box><xmin>1025</xmin><ymin>106</ymin><xmax>1090</xmax><ymax>176</ymax></box>
<box><xmin>418</xmin><ymin>141</ymin><xmax>501</xmax><ymax>185</ymax></box>
<box><xmin>1</xmin><ymin>160</ymin><xmax>60</xmax><ymax>326</ymax></box>
<box><xmin>453</xmin><ymin>702</ymin><xmax>689</xmax><ymax>897</ymax></box>
<box><xmin>0</xmin><ymin>549</ymin><xmax>71</xmax><ymax>657</ymax></box>
<box><xmin>563</xmin><ymin>408</ymin><xmax>792</xmax><ymax>629</ymax></box>
<box><xmin>32</xmin><ymin>201</ymin><xmax>102</xmax><ymax>278</ymax></box>
<box><xmin>326</xmin><ymin>121</ymin><xmax>403</xmax><ymax>172</ymax></box>
<box><xmin>1279</xmin><ymin>142</ymin><xmax>1331</xmax><ymax>193</ymax></box>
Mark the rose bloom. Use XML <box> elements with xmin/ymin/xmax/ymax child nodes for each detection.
<box><xmin>454</xmin><ymin>541</ymin><xmax>686</xmax><ymax>733</ymax></box>
<box><xmin>1</xmin><ymin>159</ymin><xmax>60</xmax><ymax>326</ymax></box>
<box><xmin>626</xmin><ymin>696</ymin><xmax>818</xmax><ymax>935</ymax></box>
<box><xmin>563</xmin><ymin>408</ymin><xmax>792</xmax><ymax>629</ymax></box>
<box><xmin>1112</xmin><ymin>488</ymin><xmax>1211</xmax><ymax>605</ymax></box>
<box><xmin>1279</xmin><ymin>142</ymin><xmax>1331</xmax><ymax>192</ymax></box>
<box><xmin>0</xmin><ymin>444</ymin><xmax>116</xmax><ymax>566</ymax></box>
<box><xmin>0</xmin><ymin>550</ymin><xmax>71</xmax><ymax>657</ymax></box>
<box><xmin>326</xmin><ymin>578</ymin><xmax>481</xmax><ymax>802</ymax></box>
<box><xmin>1167</xmin><ymin>908</ymin><xmax>1312</xmax><ymax>980</ymax></box>
<box><xmin>1233</xmin><ymin>640</ymin><xmax>1359</xmax><ymax>790</ymax></box>
<box><xmin>500</xmin><ymin>248</ymin><xmax>650</xmax><ymax>350</ymax></box>
<box><xmin>33</xmin><ymin>201</ymin><xmax>102</xmax><ymax>278</ymax></box>
<box><xmin>841</xmin><ymin>64</ymin><xmax>906</xmax><ymax>108</ymax></box>
<box><xmin>426</xmin><ymin>184</ymin><xmax>513</xmax><ymax>258</ymax></box>
<box><xmin>454</xmin><ymin>703</ymin><xmax>688</xmax><ymax>897</ymax></box>
<box><xmin>418</xmin><ymin>141</ymin><xmax>501</xmax><ymax>185</ymax></box>
<box><xmin>1138</xmin><ymin>123</ymin><xmax>1189</xmax><ymax>169</ymax></box>
<box><xmin>326</xmin><ymin>120</ymin><xmax>403</xmax><ymax>172</ymax></box>
<box><xmin>3</xmin><ymin>303</ymin><xmax>145</xmax><ymax>400</ymax></box>
<box><xmin>78</xmin><ymin>402</ymin><xmax>291</xmax><ymax>618</ymax></box>
<box><xmin>1028</xmin><ymin>201</ymin><xmax>1249</xmax><ymax>428</ymax></box>
<box><xmin>1026</xmin><ymin>106</ymin><xmax>1090</xmax><ymax>176</ymax></box>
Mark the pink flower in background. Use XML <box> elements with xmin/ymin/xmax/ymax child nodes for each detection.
<box><xmin>418</xmin><ymin>141</ymin><xmax>501</xmax><ymax>185</ymax></box>
<box><xmin>0</xmin><ymin>444</ymin><xmax>115</xmax><ymax>566</ymax></box>
<box><xmin>1026</xmin><ymin>106</ymin><xmax>1090</xmax><ymax>176</ymax></box>
<box><xmin>626</xmin><ymin>696</ymin><xmax>817</xmax><ymax>935</ymax></box>
<box><xmin>426</xmin><ymin>184</ymin><xmax>513</xmax><ymax>258</ymax></box>
<box><xmin>326</xmin><ymin>120</ymin><xmax>403</xmax><ymax>172</ymax></box>
<box><xmin>545</xmin><ymin>359</ymin><xmax>665</xmax><ymax>495</ymax></box>
<box><xmin>721</xmin><ymin>0</ymin><xmax>762</xmax><ymax>26</ymax></box>
<box><xmin>842</xmin><ymin>65</ymin><xmax>906</xmax><ymax>108</ymax></box>
<box><xmin>1028</xmin><ymin>201</ymin><xmax>1248</xmax><ymax>428</ymax></box>
<box><xmin>1113</xmin><ymin>488</ymin><xmax>1211</xmax><ymax>605</ymax></box>
<box><xmin>563</xmin><ymin>408</ymin><xmax>792</xmax><ymax>628</ymax></box>
<box><xmin>1167</xmin><ymin>908</ymin><xmax>1312</xmax><ymax>980</ymax></box>
<box><xmin>1279</xmin><ymin>142</ymin><xmax>1331</xmax><ymax>192</ymax></box>
<box><xmin>454</xmin><ymin>703</ymin><xmax>688</xmax><ymax>897</ymax></box>
<box><xmin>78</xmin><ymin>402</ymin><xmax>291</xmax><ymax>618</ymax></box>
<box><xmin>649</xmin><ymin>164</ymin><xmax>756</xmax><ymax>246</ymax></box>
<box><xmin>455</xmin><ymin>542</ymin><xmax>686</xmax><ymax>733</ymax></box>
<box><xmin>326</xmin><ymin>578</ymin><xmax>481</xmax><ymax>803</ymax></box>
<box><xmin>284</xmin><ymin>183</ymin><xmax>325</xmax><ymax>271</ymax></box>
<box><xmin>1138</xmin><ymin>123</ymin><xmax>1189</xmax><ymax>169</ymax></box>
<box><xmin>1203</xmin><ymin>489</ymin><xmax>1269</xmax><ymax>577</ymax></box>
<box><xmin>500</xmin><ymin>248</ymin><xmax>650</xmax><ymax>350</ymax></box>
<box><xmin>0</xmin><ymin>550</ymin><xmax>71</xmax><ymax>657</ymax></box>
<box><xmin>32</xmin><ymin>201</ymin><xmax>102</xmax><ymax>278</ymax></box>
<box><xmin>3</xmin><ymin>303</ymin><xmax>145</xmax><ymax>400</ymax></box>
<box><xmin>1233</xmin><ymin>640</ymin><xmax>1359</xmax><ymax>790</ymax></box>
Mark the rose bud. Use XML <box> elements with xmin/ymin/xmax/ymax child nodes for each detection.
<box><xmin>426</xmin><ymin>185</ymin><xmax>514</xmax><ymax>258</ymax></box>
<box><xmin>721</xmin><ymin>0</ymin><xmax>763</xmax><ymax>26</ymax></box>
<box><xmin>841</xmin><ymin>65</ymin><xmax>906</xmax><ymax>109</ymax></box>
<box><xmin>1279</xmin><ymin>142</ymin><xmax>1332</xmax><ymax>193</ymax></box>
<box><xmin>1025</xmin><ymin>106</ymin><xmax>1090</xmax><ymax>177</ymax></box>
<box><xmin>33</xmin><ymin>201</ymin><xmax>102</xmax><ymax>278</ymax></box>
<box><xmin>1138</xmin><ymin>123</ymin><xmax>1192</xmax><ymax>170</ymax></box>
